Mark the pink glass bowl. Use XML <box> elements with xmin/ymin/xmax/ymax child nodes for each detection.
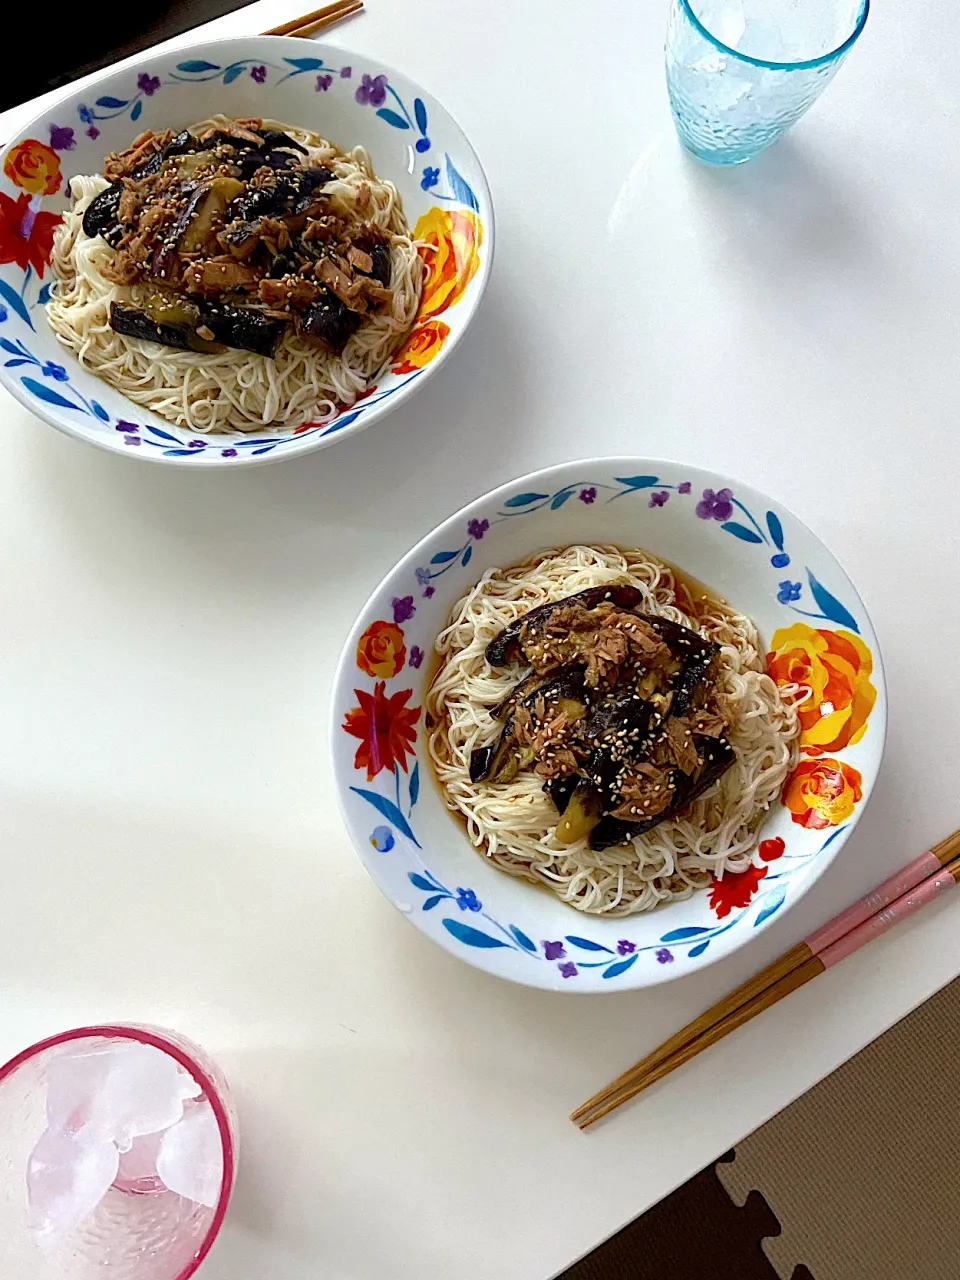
<box><xmin>0</xmin><ymin>1025</ymin><xmax>237</xmax><ymax>1280</ymax></box>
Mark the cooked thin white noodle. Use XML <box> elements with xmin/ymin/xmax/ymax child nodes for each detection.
<box><xmin>46</xmin><ymin>117</ymin><xmax>423</xmax><ymax>433</ymax></box>
<box><xmin>426</xmin><ymin>546</ymin><xmax>802</xmax><ymax>916</ymax></box>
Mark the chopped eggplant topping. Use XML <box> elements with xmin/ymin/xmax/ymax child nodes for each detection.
<box><xmin>81</xmin><ymin>120</ymin><xmax>393</xmax><ymax>359</ymax></box>
<box><xmin>485</xmin><ymin>584</ymin><xmax>644</xmax><ymax>667</ymax></box>
<box><xmin>476</xmin><ymin>586</ymin><xmax>737</xmax><ymax>847</ymax></box>
<box><xmin>298</xmin><ymin>293</ymin><xmax>363</xmax><ymax>354</ymax></box>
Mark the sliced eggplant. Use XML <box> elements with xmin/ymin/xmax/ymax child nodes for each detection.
<box><xmin>469</xmin><ymin>742</ymin><xmax>496</xmax><ymax>784</ymax></box>
<box><xmin>470</xmin><ymin>670</ymin><xmax>587</xmax><ymax>786</ymax></box>
<box><xmin>555</xmin><ymin>781</ymin><xmax>603</xmax><ymax>845</ymax></box>
<box><xmin>110</xmin><ymin>303</ymin><xmax>193</xmax><ymax>351</ymax></box>
<box><xmin>468</xmin><ymin>711</ymin><xmax>527</xmax><ymax>785</ymax></box>
<box><xmin>485</xmin><ymin>584</ymin><xmax>644</xmax><ymax>667</ymax></box>
<box><xmin>586</xmin><ymin>693</ymin><xmax>662</xmax><ymax>800</ymax></box>
<box><xmin>262</xmin><ymin>148</ymin><xmax>302</xmax><ymax>171</ymax></box>
<box><xmin>255</xmin><ymin>128</ymin><xmax>309</xmax><ymax>155</ymax></box>
<box><xmin>110</xmin><ymin>301</ymin><xmax>222</xmax><ymax>354</ymax></box>
<box><xmin>492</xmin><ymin>667</ymin><xmax>586</xmax><ymax>721</ymax></box>
<box><xmin>165</xmin><ymin>129</ymin><xmax>194</xmax><ymax>157</ymax></box>
<box><xmin>354</xmin><ymin>241</ymin><xmax>391</xmax><ymax>287</ymax></box>
<box><xmin>300</xmin><ymin>165</ymin><xmax>335</xmax><ymax>193</ymax></box>
<box><xmin>178</xmin><ymin>176</ymin><xmax>245</xmax><ymax>255</ymax></box>
<box><xmin>298</xmin><ymin>292</ymin><xmax>362</xmax><ymax>354</ymax></box>
<box><xmin>82</xmin><ymin>182</ymin><xmax>123</xmax><ymax>243</ymax></box>
<box><xmin>200</xmin><ymin>304</ymin><xmax>284</xmax><ymax>357</ymax></box>
<box><xmin>646</xmin><ymin>616</ymin><xmax>719</xmax><ymax>717</ymax></box>
<box><xmin>544</xmin><ymin>775</ymin><xmax>579</xmax><ymax>816</ymax></box>
<box><xmin>588</xmin><ymin>736</ymin><xmax>735</xmax><ymax>850</ymax></box>
<box><xmin>218</xmin><ymin>219</ymin><xmax>262</xmax><ymax>260</ymax></box>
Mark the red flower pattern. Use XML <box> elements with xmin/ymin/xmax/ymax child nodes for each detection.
<box><xmin>708</xmin><ymin>863</ymin><xmax>768</xmax><ymax>919</ymax></box>
<box><xmin>758</xmin><ymin>837</ymin><xmax>785</xmax><ymax>862</ymax></box>
<box><xmin>343</xmin><ymin>681</ymin><xmax>420</xmax><ymax>780</ymax></box>
<box><xmin>0</xmin><ymin>191</ymin><xmax>60</xmax><ymax>276</ymax></box>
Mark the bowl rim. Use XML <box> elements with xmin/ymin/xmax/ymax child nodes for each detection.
<box><xmin>0</xmin><ymin>1023</ymin><xmax>235</xmax><ymax>1277</ymax></box>
<box><xmin>0</xmin><ymin>34</ymin><xmax>496</xmax><ymax>468</ymax></box>
<box><xmin>330</xmin><ymin>455</ymin><xmax>888</xmax><ymax>991</ymax></box>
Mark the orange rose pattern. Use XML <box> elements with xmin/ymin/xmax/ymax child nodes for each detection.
<box><xmin>412</xmin><ymin>207</ymin><xmax>482</xmax><ymax>321</ymax></box>
<box><xmin>783</xmin><ymin>759</ymin><xmax>863</xmax><ymax>830</ymax></box>
<box><xmin>4</xmin><ymin>139</ymin><xmax>62</xmax><ymax>197</ymax></box>
<box><xmin>767</xmin><ymin>623</ymin><xmax>876</xmax><ymax>757</ymax></box>
<box><xmin>392</xmin><ymin>320</ymin><xmax>450</xmax><ymax>374</ymax></box>
<box><xmin>357</xmin><ymin>620</ymin><xmax>407</xmax><ymax>679</ymax></box>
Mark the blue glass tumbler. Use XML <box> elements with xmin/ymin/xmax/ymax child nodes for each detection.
<box><xmin>665</xmin><ymin>0</ymin><xmax>869</xmax><ymax>165</ymax></box>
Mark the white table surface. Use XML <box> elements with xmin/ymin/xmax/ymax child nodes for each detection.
<box><xmin>2</xmin><ymin>2</ymin><xmax>959</xmax><ymax>1277</ymax></box>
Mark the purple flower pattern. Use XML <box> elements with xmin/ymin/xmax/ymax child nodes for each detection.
<box><xmin>649</xmin><ymin>491</ymin><xmax>669</xmax><ymax>508</ymax></box>
<box><xmin>616</xmin><ymin>939</ymin><xmax>636</xmax><ymax>955</ymax></box>
<box><xmin>655</xmin><ymin>948</ymin><xmax>674</xmax><ymax>964</ymax></box>
<box><xmin>423</xmin><ymin>585</ymin><xmax>435</xmax><ymax>598</ymax></box>
<box><xmin>86</xmin><ymin>126</ymin><xmax>100</xmax><ymax>140</ymax></box>
<box><xmin>49</xmin><ymin>125</ymin><xmax>75</xmax><ymax>151</ymax></box>
<box><xmin>579</xmin><ymin>487</ymin><xmax>597</xmax><ymax>504</ymax></box>
<box><xmin>315</xmin><ymin>74</ymin><xmax>333</xmax><ymax>91</ymax></box>
<box><xmin>467</xmin><ymin>518</ymin><xmax>489</xmax><ymax>540</ymax></box>
<box><xmin>355</xmin><ymin>74</ymin><xmax>387</xmax><ymax>107</ymax></box>
<box><xmin>340</xmin><ymin>66</ymin><xmax>353</xmax><ymax>78</ymax></box>
<box><xmin>137</xmin><ymin>73</ymin><xmax>161</xmax><ymax>96</ymax></box>
<box><xmin>250</xmin><ymin>66</ymin><xmax>267</xmax><ymax>84</ymax></box>
<box><xmin>543</xmin><ymin>940</ymin><xmax>566</xmax><ymax>961</ymax></box>
<box><xmin>221</xmin><ymin>448</ymin><xmax>237</xmax><ymax>458</ymax></box>
<box><xmin>678</xmin><ymin>481</ymin><xmax>692</xmax><ymax>494</ymax></box>
<box><xmin>409</xmin><ymin>645</ymin><xmax>424</xmax><ymax>669</ymax></box>
<box><xmin>696</xmin><ymin>487</ymin><xmax>734</xmax><ymax>522</ymax></box>
<box><xmin>392</xmin><ymin>596</ymin><xmax>415</xmax><ymax>624</ymax></box>
<box><xmin>558</xmin><ymin>962</ymin><xmax>578</xmax><ymax>979</ymax></box>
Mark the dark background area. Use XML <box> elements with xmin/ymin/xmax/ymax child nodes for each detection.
<box><xmin>2</xmin><ymin>1</ymin><xmax>256</xmax><ymax>112</ymax></box>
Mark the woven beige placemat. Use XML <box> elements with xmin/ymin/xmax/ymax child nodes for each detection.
<box><xmin>718</xmin><ymin>977</ymin><xmax>960</xmax><ymax>1280</ymax></box>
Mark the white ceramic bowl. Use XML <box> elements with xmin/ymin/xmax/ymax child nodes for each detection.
<box><xmin>331</xmin><ymin>458</ymin><xmax>886</xmax><ymax>991</ymax></box>
<box><xmin>0</xmin><ymin>37</ymin><xmax>492</xmax><ymax>465</ymax></box>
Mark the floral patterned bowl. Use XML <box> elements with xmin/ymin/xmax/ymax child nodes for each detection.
<box><xmin>0</xmin><ymin>37</ymin><xmax>492</xmax><ymax>465</ymax></box>
<box><xmin>331</xmin><ymin>458</ymin><xmax>886</xmax><ymax>991</ymax></box>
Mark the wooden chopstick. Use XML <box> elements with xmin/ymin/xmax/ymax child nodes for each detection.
<box><xmin>573</xmin><ymin>826</ymin><xmax>960</xmax><ymax>1129</ymax></box>
<box><xmin>264</xmin><ymin>0</ymin><xmax>363</xmax><ymax>37</ymax></box>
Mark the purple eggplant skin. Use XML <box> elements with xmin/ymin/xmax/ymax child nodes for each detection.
<box><xmin>299</xmin><ymin>292</ymin><xmax>363</xmax><ymax>354</ymax></box>
<box><xmin>485</xmin><ymin>584</ymin><xmax>644</xmax><ymax>667</ymax></box>
<box><xmin>470</xmin><ymin>668</ymin><xmax>588</xmax><ymax>785</ymax></box>
<box><xmin>646</xmin><ymin>615</ymin><xmax>720</xmax><ymax>717</ymax></box>
<box><xmin>586</xmin><ymin>693</ymin><xmax>663</xmax><ymax>801</ymax></box>
<box><xmin>198</xmin><ymin>305</ymin><xmax>284</xmax><ymax>358</ymax></box>
<box><xmin>82</xmin><ymin>182</ymin><xmax>123</xmax><ymax>242</ymax></box>
<box><xmin>588</xmin><ymin>735</ymin><xmax>735</xmax><ymax>851</ymax></box>
<box><xmin>544</xmin><ymin>774</ymin><xmax>579</xmax><ymax>815</ymax></box>
<box><xmin>110</xmin><ymin>303</ymin><xmax>193</xmax><ymax>350</ymax></box>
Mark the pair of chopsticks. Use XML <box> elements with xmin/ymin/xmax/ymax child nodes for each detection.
<box><xmin>573</xmin><ymin>826</ymin><xmax>960</xmax><ymax>1129</ymax></box>
<box><xmin>264</xmin><ymin>0</ymin><xmax>364</xmax><ymax>39</ymax></box>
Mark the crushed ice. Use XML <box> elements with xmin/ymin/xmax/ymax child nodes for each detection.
<box><xmin>27</xmin><ymin>1042</ymin><xmax>221</xmax><ymax>1249</ymax></box>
